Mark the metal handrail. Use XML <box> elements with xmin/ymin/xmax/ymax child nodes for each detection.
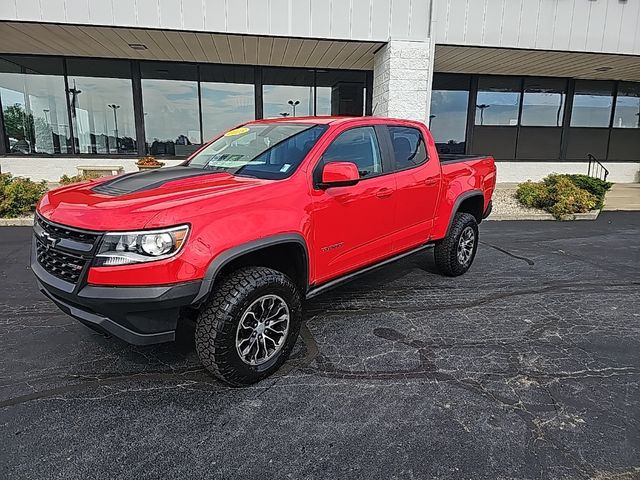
<box><xmin>587</xmin><ymin>154</ymin><xmax>609</xmax><ymax>181</ymax></box>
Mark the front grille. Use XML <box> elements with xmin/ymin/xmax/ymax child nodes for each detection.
<box><xmin>36</xmin><ymin>238</ymin><xmax>87</xmax><ymax>284</ymax></box>
<box><xmin>36</xmin><ymin>215</ymin><xmax>99</xmax><ymax>244</ymax></box>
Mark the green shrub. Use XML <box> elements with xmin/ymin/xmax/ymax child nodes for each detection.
<box><xmin>59</xmin><ymin>172</ymin><xmax>102</xmax><ymax>185</ymax></box>
<box><xmin>516</xmin><ymin>181</ymin><xmax>551</xmax><ymax>208</ymax></box>
<box><xmin>516</xmin><ymin>174</ymin><xmax>598</xmax><ymax>220</ymax></box>
<box><xmin>564</xmin><ymin>174</ymin><xmax>612</xmax><ymax>209</ymax></box>
<box><xmin>0</xmin><ymin>174</ymin><xmax>48</xmax><ymax>218</ymax></box>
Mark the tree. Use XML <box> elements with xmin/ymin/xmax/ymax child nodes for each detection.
<box><xmin>3</xmin><ymin>103</ymin><xmax>34</xmax><ymax>143</ymax></box>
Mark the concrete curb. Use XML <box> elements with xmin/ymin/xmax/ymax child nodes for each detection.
<box><xmin>488</xmin><ymin>210</ymin><xmax>600</xmax><ymax>221</ymax></box>
<box><xmin>0</xmin><ymin>217</ymin><xmax>34</xmax><ymax>226</ymax></box>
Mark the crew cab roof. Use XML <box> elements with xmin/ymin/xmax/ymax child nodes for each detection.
<box><xmin>247</xmin><ymin>116</ymin><xmax>426</xmax><ymax>127</ymax></box>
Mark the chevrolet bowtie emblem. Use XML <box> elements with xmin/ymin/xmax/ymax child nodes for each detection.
<box><xmin>40</xmin><ymin>231</ymin><xmax>59</xmax><ymax>250</ymax></box>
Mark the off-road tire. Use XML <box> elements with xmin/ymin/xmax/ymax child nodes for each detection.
<box><xmin>434</xmin><ymin>212</ymin><xmax>479</xmax><ymax>277</ymax></box>
<box><xmin>195</xmin><ymin>267</ymin><xmax>302</xmax><ymax>386</ymax></box>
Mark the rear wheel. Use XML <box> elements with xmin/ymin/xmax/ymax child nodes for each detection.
<box><xmin>434</xmin><ymin>212</ymin><xmax>479</xmax><ymax>277</ymax></box>
<box><xmin>195</xmin><ymin>267</ymin><xmax>302</xmax><ymax>386</ymax></box>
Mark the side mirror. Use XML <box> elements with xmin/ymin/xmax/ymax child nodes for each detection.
<box><xmin>319</xmin><ymin>161</ymin><xmax>360</xmax><ymax>189</ymax></box>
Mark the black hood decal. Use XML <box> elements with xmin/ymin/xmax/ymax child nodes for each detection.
<box><xmin>92</xmin><ymin>166</ymin><xmax>215</xmax><ymax>196</ymax></box>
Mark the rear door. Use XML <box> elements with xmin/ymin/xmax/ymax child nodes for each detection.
<box><xmin>309</xmin><ymin>125</ymin><xmax>397</xmax><ymax>284</ymax></box>
<box><xmin>383</xmin><ymin>124</ymin><xmax>441</xmax><ymax>252</ymax></box>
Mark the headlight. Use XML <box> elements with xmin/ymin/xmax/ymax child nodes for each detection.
<box><xmin>94</xmin><ymin>225</ymin><xmax>189</xmax><ymax>267</ymax></box>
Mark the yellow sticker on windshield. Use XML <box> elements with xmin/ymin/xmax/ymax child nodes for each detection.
<box><xmin>224</xmin><ymin>127</ymin><xmax>250</xmax><ymax>137</ymax></box>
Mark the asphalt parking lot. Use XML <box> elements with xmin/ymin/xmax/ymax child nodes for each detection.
<box><xmin>1</xmin><ymin>213</ymin><xmax>639</xmax><ymax>479</ymax></box>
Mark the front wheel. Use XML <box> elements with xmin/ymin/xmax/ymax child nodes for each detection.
<box><xmin>195</xmin><ymin>267</ymin><xmax>302</xmax><ymax>386</ymax></box>
<box><xmin>434</xmin><ymin>212</ymin><xmax>479</xmax><ymax>277</ymax></box>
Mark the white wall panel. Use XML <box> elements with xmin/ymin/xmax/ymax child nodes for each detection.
<box><xmin>226</xmin><ymin>0</ymin><xmax>247</xmax><ymax>33</ymax></box>
<box><xmin>535</xmin><ymin>0</ymin><xmax>556</xmax><ymax>50</ymax></box>
<box><xmin>409</xmin><ymin>0</ymin><xmax>430</xmax><ymax>40</ymax></box>
<box><xmin>16</xmin><ymin>0</ymin><xmax>41</xmax><ymax>21</ymax></box>
<box><xmin>270</xmin><ymin>0</ymin><xmax>289</xmax><ymax>36</ymax></box>
<box><xmin>247</xmin><ymin>0</ymin><xmax>269</xmax><ymax>35</ymax></box>
<box><xmin>136</xmin><ymin>0</ymin><xmax>159</xmax><ymax>27</ymax></box>
<box><xmin>371</xmin><ymin>0</ymin><xmax>391</xmax><ymax>40</ymax></box>
<box><xmin>568</xmin><ymin>0</ymin><xmax>589</xmax><ymax>51</ymax></box>
<box><xmin>500</xmin><ymin>0</ymin><xmax>521</xmax><ymax>46</ymax></box>
<box><xmin>44</xmin><ymin>0</ymin><xmax>67</xmax><ymax>23</ymax></box>
<box><xmin>88</xmin><ymin>0</ymin><xmax>113</xmax><ymax>24</ymax></box>
<box><xmin>0</xmin><ymin>0</ymin><xmax>434</xmax><ymax>42</ymax></box>
<box><xmin>481</xmin><ymin>0</ymin><xmax>502</xmax><ymax>46</ymax></box>
<box><xmin>310</xmin><ymin>0</ymin><xmax>331</xmax><ymax>38</ymax></box>
<box><xmin>390</xmin><ymin>0</ymin><xmax>411</xmax><ymax>39</ymax></box>
<box><xmin>585</xmin><ymin>0</ymin><xmax>607</xmax><ymax>52</ymax></box>
<box><xmin>435</xmin><ymin>0</ymin><xmax>640</xmax><ymax>56</ymax></box>
<box><xmin>0</xmin><ymin>1</ymin><xmax>17</xmax><ymax>21</ymax></box>
<box><xmin>618</xmin><ymin>0</ymin><xmax>640</xmax><ymax>53</ymax></box>
<box><xmin>182</xmin><ymin>0</ymin><xmax>205</xmax><ymax>31</ymax></box>
<box><xmin>518</xmin><ymin>0</ymin><xmax>539</xmax><ymax>48</ymax></box>
<box><xmin>110</xmin><ymin>0</ymin><xmax>135</xmax><ymax>26</ymax></box>
<box><xmin>331</xmin><ymin>0</ymin><xmax>351</xmax><ymax>38</ymax></box>
<box><xmin>352</xmin><ymin>0</ymin><xmax>371</xmax><ymax>39</ymax></box>
<box><xmin>445</xmin><ymin>0</ymin><xmax>466</xmax><ymax>44</ymax></box>
<box><xmin>66</xmin><ymin>0</ymin><xmax>90</xmax><ymax>23</ymax></box>
<box><xmin>290</xmin><ymin>0</ymin><xmax>312</xmax><ymax>37</ymax></box>
<box><xmin>204</xmin><ymin>0</ymin><xmax>226</xmax><ymax>32</ymax></box>
<box><xmin>465</xmin><ymin>0</ymin><xmax>485</xmax><ymax>45</ymax></box>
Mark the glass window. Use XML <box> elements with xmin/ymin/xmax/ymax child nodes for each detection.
<box><xmin>263</xmin><ymin>68</ymin><xmax>314</xmax><ymax>119</ymax></box>
<box><xmin>187</xmin><ymin>122</ymin><xmax>327</xmax><ymax>180</ymax></box>
<box><xmin>388</xmin><ymin>126</ymin><xmax>427</xmax><ymax>170</ymax></box>
<box><xmin>612</xmin><ymin>82</ymin><xmax>640</xmax><ymax>128</ymax></box>
<box><xmin>200</xmin><ymin>64</ymin><xmax>255</xmax><ymax>140</ymax></box>
<box><xmin>0</xmin><ymin>56</ymin><xmax>70</xmax><ymax>154</ymax></box>
<box><xmin>322</xmin><ymin>127</ymin><xmax>382</xmax><ymax>178</ymax></box>
<box><xmin>521</xmin><ymin>78</ymin><xmax>566</xmax><ymax>127</ymax></box>
<box><xmin>316</xmin><ymin>70</ymin><xmax>366</xmax><ymax>116</ymax></box>
<box><xmin>430</xmin><ymin>74</ymin><xmax>470</xmax><ymax>154</ymax></box>
<box><xmin>570</xmin><ymin>80</ymin><xmax>614</xmax><ymax>128</ymax></box>
<box><xmin>475</xmin><ymin>77</ymin><xmax>521</xmax><ymax>126</ymax></box>
<box><xmin>141</xmin><ymin>62</ymin><xmax>201</xmax><ymax>157</ymax></box>
<box><xmin>66</xmin><ymin>59</ymin><xmax>136</xmax><ymax>154</ymax></box>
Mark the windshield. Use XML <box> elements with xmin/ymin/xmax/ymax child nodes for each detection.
<box><xmin>187</xmin><ymin>123</ymin><xmax>328</xmax><ymax>180</ymax></box>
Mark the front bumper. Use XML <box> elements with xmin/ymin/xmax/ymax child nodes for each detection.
<box><xmin>32</xmin><ymin>246</ymin><xmax>201</xmax><ymax>345</ymax></box>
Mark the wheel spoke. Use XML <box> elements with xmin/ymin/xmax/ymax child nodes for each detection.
<box><xmin>236</xmin><ymin>294</ymin><xmax>290</xmax><ymax>366</ymax></box>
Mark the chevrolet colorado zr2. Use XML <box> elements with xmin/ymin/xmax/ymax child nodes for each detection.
<box><xmin>32</xmin><ymin>116</ymin><xmax>496</xmax><ymax>385</ymax></box>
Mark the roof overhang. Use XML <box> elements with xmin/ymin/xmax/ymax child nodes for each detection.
<box><xmin>435</xmin><ymin>45</ymin><xmax>640</xmax><ymax>82</ymax></box>
<box><xmin>0</xmin><ymin>21</ymin><xmax>382</xmax><ymax>70</ymax></box>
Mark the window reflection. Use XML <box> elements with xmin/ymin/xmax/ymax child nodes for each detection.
<box><xmin>141</xmin><ymin>62</ymin><xmax>201</xmax><ymax>157</ymax></box>
<box><xmin>0</xmin><ymin>56</ymin><xmax>70</xmax><ymax>154</ymax></box>
<box><xmin>316</xmin><ymin>70</ymin><xmax>366</xmax><ymax>116</ymax></box>
<box><xmin>521</xmin><ymin>79</ymin><xmax>566</xmax><ymax>127</ymax></box>
<box><xmin>200</xmin><ymin>83</ymin><xmax>255</xmax><ymax>140</ymax></box>
<box><xmin>570</xmin><ymin>81</ymin><xmax>614</xmax><ymax>128</ymax></box>
<box><xmin>430</xmin><ymin>90</ymin><xmax>469</xmax><ymax>153</ymax></box>
<box><xmin>475</xmin><ymin>77</ymin><xmax>521</xmax><ymax>126</ymax></box>
<box><xmin>263</xmin><ymin>68</ymin><xmax>314</xmax><ymax>118</ymax></box>
<box><xmin>68</xmin><ymin>77</ymin><xmax>136</xmax><ymax>154</ymax></box>
<box><xmin>613</xmin><ymin>83</ymin><xmax>640</xmax><ymax>128</ymax></box>
<box><xmin>430</xmin><ymin>74</ymin><xmax>470</xmax><ymax>154</ymax></box>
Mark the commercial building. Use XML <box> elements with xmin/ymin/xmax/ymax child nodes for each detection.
<box><xmin>0</xmin><ymin>0</ymin><xmax>638</xmax><ymax>182</ymax></box>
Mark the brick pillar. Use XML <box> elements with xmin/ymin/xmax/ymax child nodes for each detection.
<box><xmin>372</xmin><ymin>40</ymin><xmax>433</xmax><ymax>123</ymax></box>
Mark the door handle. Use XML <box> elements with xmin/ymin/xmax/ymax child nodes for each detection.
<box><xmin>424</xmin><ymin>178</ymin><xmax>438</xmax><ymax>186</ymax></box>
<box><xmin>376</xmin><ymin>187</ymin><xmax>394</xmax><ymax>198</ymax></box>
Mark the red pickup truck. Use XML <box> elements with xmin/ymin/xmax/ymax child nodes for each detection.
<box><xmin>33</xmin><ymin>117</ymin><xmax>495</xmax><ymax>385</ymax></box>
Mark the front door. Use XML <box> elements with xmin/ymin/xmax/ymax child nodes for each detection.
<box><xmin>310</xmin><ymin>126</ymin><xmax>396</xmax><ymax>284</ymax></box>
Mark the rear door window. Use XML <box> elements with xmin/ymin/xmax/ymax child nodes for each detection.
<box><xmin>388</xmin><ymin>126</ymin><xmax>428</xmax><ymax>171</ymax></box>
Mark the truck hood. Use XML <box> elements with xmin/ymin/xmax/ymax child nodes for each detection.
<box><xmin>38</xmin><ymin>166</ymin><xmax>270</xmax><ymax>231</ymax></box>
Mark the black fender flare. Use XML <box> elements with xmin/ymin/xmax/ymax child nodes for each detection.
<box><xmin>192</xmin><ymin>233</ymin><xmax>310</xmax><ymax>304</ymax></box>
<box><xmin>444</xmin><ymin>189</ymin><xmax>484</xmax><ymax>237</ymax></box>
